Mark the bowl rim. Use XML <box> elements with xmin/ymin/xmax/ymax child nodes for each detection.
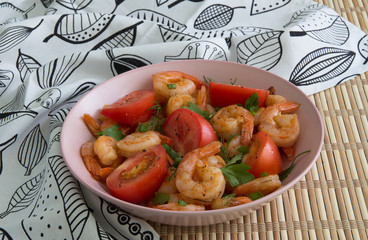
<box><xmin>60</xmin><ymin>59</ymin><xmax>324</xmax><ymax>220</ymax></box>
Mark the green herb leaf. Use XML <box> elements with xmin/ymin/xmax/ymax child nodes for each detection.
<box><xmin>260</xmin><ymin>172</ymin><xmax>268</xmax><ymax>177</ymax></box>
<box><xmin>162</xmin><ymin>142</ymin><xmax>182</xmax><ymax>178</ymax></box>
<box><xmin>150</xmin><ymin>101</ymin><xmax>162</xmax><ymax>116</ymax></box>
<box><xmin>152</xmin><ymin>193</ymin><xmax>170</xmax><ymax>205</ymax></box>
<box><xmin>178</xmin><ymin>200</ymin><xmax>187</xmax><ymax>206</ymax></box>
<box><xmin>137</xmin><ymin>122</ymin><xmax>151</xmax><ymax>132</ymax></box>
<box><xmin>221</xmin><ymin>163</ymin><xmax>255</xmax><ymax>187</ymax></box>
<box><xmin>230</xmin><ymin>77</ymin><xmax>238</xmax><ymax>85</ymax></box>
<box><xmin>237</xmin><ymin>145</ymin><xmax>249</xmax><ymax>154</ymax></box>
<box><xmin>222</xmin><ymin>193</ymin><xmax>236</xmax><ymax>206</ymax></box>
<box><xmin>226</xmin><ymin>154</ymin><xmax>243</xmax><ymax>166</ymax></box>
<box><xmin>97</xmin><ymin>124</ymin><xmax>124</xmax><ymax>141</ymax></box>
<box><xmin>203</xmin><ymin>75</ymin><xmax>214</xmax><ymax>85</ymax></box>
<box><xmin>279</xmin><ymin>150</ymin><xmax>311</xmax><ymax>181</ymax></box>
<box><xmin>182</xmin><ymin>102</ymin><xmax>212</xmax><ymax>121</ymax></box>
<box><xmin>249</xmin><ymin>192</ymin><xmax>263</xmax><ymax>200</ymax></box>
<box><xmin>167</xmin><ymin>83</ymin><xmax>176</xmax><ymax>89</ymax></box>
<box><xmin>244</xmin><ymin>93</ymin><xmax>260</xmax><ymax>115</ymax></box>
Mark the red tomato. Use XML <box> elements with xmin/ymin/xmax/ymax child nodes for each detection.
<box><xmin>106</xmin><ymin>145</ymin><xmax>168</xmax><ymax>203</ymax></box>
<box><xmin>101</xmin><ymin>90</ymin><xmax>154</xmax><ymax>125</ymax></box>
<box><xmin>162</xmin><ymin>108</ymin><xmax>217</xmax><ymax>154</ymax></box>
<box><xmin>209</xmin><ymin>82</ymin><xmax>268</xmax><ymax>108</ymax></box>
<box><xmin>243</xmin><ymin>131</ymin><xmax>282</xmax><ymax>178</ymax></box>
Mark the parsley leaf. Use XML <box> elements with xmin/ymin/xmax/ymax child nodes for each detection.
<box><xmin>279</xmin><ymin>150</ymin><xmax>311</xmax><ymax>181</ymax></box>
<box><xmin>249</xmin><ymin>192</ymin><xmax>263</xmax><ymax>200</ymax></box>
<box><xmin>221</xmin><ymin>163</ymin><xmax>255</xmax><ymax>187</ymax></box>
<box><xmin>244</xmin><ymin>93</ymin><xmax>260</xmax><ymax>115</ymax></box>
<box><xmin>97</xmin><ymin>124</ymin><xmax>124</xmax><ymax>141</ymax></box>
<box><xmin>178</xmin><ymin>200</ymin><xmax>187</xmax><ymax>206</ymax></box>
<box><xmin>162</xmin><ymin>143</ymin><xmax>182</xmax><ymax>168</ymax></box>
<box><xmin>182</xmin><ymin>102</ymin><xmax>212</xmax><ymax>121</ymax></box>
<box><xmin>152</xmin><ymin>193</ymin><xmax>170</xmax><ymax>205</ymax></box>
<box><xmin>167</xmin><ymin>83</ymin><xmax>176</xmax><ymax>89</ymax></box>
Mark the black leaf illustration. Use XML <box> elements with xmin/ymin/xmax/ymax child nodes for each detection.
<box><xmin>0</xmin><ymin>69</ymin><xmax>14</xmax><ymax>97</ymax></box>
<box><xmin>48</xmin><ymin>155</ymin><xmax>90</xmax><ymax>240</ymax></box>
<box><xmin>16</xmin><ymin>49</ymin><xmax>41</xmax><ymax>83</ymax></box>
<box><xmin>47</xmin><ymin>132</ymin><xmax>61</xmax><ymax>153</ymax></box>
<box><xmin>56</xmin><ymin>0</ymin><xmax>93</xmax><ymax>12</ymax></box>
<box><xmin>92</xmin><ymin>21</ymin><xmax>143</xmax><ymax>50</ymax></box>
<box><xmin>0</xmin><ymin>2</ymin><xmax>35</xmax><ymax>25</ymax></box>
<box><xmin>194</xmin><ymin>4</ymin><xmax>245</xmax><ymax>30</ymax></box>
<box><xmin>289</xmin><ymin>47</ymin><xmax>355</xmax><ymax>86</ymax></box>
<box><xmin>18</xmin><ymin>124</ymin><xmax>47</xmax><ymax>175</ymax></box>
<box><xmin>156</xmin><ymin>0</ymin><xmax>169</xmax><ymax>6</ymax></box>
<box><xmin>96</xmin><ymin>221</ymin><xmax>117</xmax><ymax>240</ymax></box>
<box><xmin>283</xmin><ymin>4</ymin><xmax>324</xmax><ymax>28</ymax></box>
<box><xmin>25</xmin><ymin>88</ymin><xmax>61</xmax><ymax>110</ymax></box>
<box><xmin>236</xmin><ymin>31</ymin><xmax>283</xmax><ymax>71</ymax></box>
<box><xmin>41</xmin><ymin>0</ymin><xmax>53</xmax><ymax>8</ymax></box>
<box><xmin>36</xmin><ymin>52</ymin><xmax>89</xmax><ymax>88</ymax></box>
<box><xmin>159</xmin><ymin>25</ymin><xmax>198</xmax><ymax>42</ymax></box>
<box><xmin>251</xmin><ymin>0</ymin><xmax>291</xmax><ymax>15</ymax></box>
<box><xmin>165</xmin><ymin>41</ymin><xmax>228</xmax><ymax>61</ymax></box>
<box><xmin>0</xmin><ymin>135</ymin><xmax>17</xmax><ymax>175</ymax></box>
<box><xmin>0</xmin><ymin>227</ymin><xmax>13</xmax><ymax>239</ymax></box>
<box><xmin>0</xmin><ymin>84</ymin><xmax>26</xmax><ymax>111</ymax></box>
<box><xmin>107</xmin><ymin>51</ymin><xmax>152</xmax><ymax>76</ymax></box>
<box><xmin>0</xmin><ymin>170</ymin><xmax>45</xmax><ymax>219</ymax></box>
<box><xmin>168</xmin><ymin>0</ymin><xmax>204</xmax><ymax>8</ymax></box>
<box><xmin>49</xmin><ymin>108</ymin><xmax>70</xmax><ymax>132</ymax></box>
<box><xmin>358</xmin><ymin>35</ymin><xmax>368</xmax><ymax>64</ymax></box>
<box><xmin>43</xmin><ymin>13</ymin><xmax>115</xmax><ymax>43</ymax></box>
<box><xmin>127</xmin><ymin>9</ymin><xmax>187</xmax><ymax>31</ymax></box>
<box><xmin>0</xmin><ymin>19</ymin><xmax>43</xmax><ymax>54</ymax></box>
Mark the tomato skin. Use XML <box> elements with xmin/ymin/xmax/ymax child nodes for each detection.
<box><xmin>209</xmin><ymin>82</ymin><xmax>268</xmax><ymax>108</ymax></box>
<box><xmin>106</xmin><ymin>145</ymin><xmax>168</xmax><ymax>203</ymax></box>
<box><xmin>162</xmin><ymin>108</ymin><xmax>217</xmax><ymax>154</ymax></box>
<box><xmin>101</xmin><ymin>90</ymin><xmax>154</xmax><ymax>125</ymax></box>
<box><xmin>243</xmin><ymin>131</ymin><xmax>282</xmax><ymax>178</ymax></box>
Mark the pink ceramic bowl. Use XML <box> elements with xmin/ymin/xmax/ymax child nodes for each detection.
<box><xmin>61</xmin><ymin>60</ymin><xmax>323</xmax><ymax>226</ymax></box>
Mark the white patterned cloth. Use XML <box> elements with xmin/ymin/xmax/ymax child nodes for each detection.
<box><xmin>0</xmin><ymin>0</ymin><xmax>367</xmax><ymax>239</ymax></box>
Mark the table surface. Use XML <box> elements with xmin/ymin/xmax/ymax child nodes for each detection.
<box><xmin>151</xmin><ymin>0</ymin><xmax>368</xmax><ymax>239</ymax></box>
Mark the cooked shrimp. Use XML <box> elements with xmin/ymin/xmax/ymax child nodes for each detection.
<box><xmin>226</xmin><ymin>135</ymin><xmax>243</xmax><ymax>158</ymax></box>
<box><xmin>81</xmin><ymin>141</ymin><xmax>115</xmax><ymax>181</ymax></box>
<box><xmin>166</xmin><ymin>94</ymin><xmax>194</xmax><ymax>116</ymax></box>
<box><xmin>82</xmin><ymin>113</ymin><xmax>100</xmax><ymax>137</ymax></box>
<box><xmin>152</xmin><ymin>71</ymin><xmax>196</xmax><ymax>104</ymax></box>
<box><xmin>232</xmin><ymin>174</ymin><xmax>282</xmax><ymax>197</ymax></box>
<box><xmin>211</xmin><ymin>105</ymin><xmax>254</xmax><ymax>145</ymax></box>
<box><xmin>281</xmin><ymin>145</ymin><xmax>295</xmax><ymax>161</ymax></box>
<box><xmin>195</xmin><ymin>85</ymin><xmax>207</xmax><ymax>110</ymax></box>
<box><xmin>117</xmin><ymin>131</ymin><xmax>172</xmax><ymax>157</ymax></box>
<box><xmin>175</xmin><ymin>141</ymin><xmax>226</xmax><ymax>205</ymax></box>
<box><xmin>211</xmin><ymin>196</ymin><xmax>252</xmax><ymax>209</ymax></box>
<box><xmin>156</xmin><ymin>169</ymin><xmax>178</xmax><ymax>194</ymax></box>
<box><xmin>94</xmin><ymin>135</ymin><xmax>119</xmax><ymax>166</ymax></box>
<box><xmin>153</xmin><ymin>202</ymin><xmax>205</xmax><ymax>211</ymax></box>
<box><xmin>266</xmin><ymin>94</ymin><xmax>287</xmax><ymax>106</ymax></box>
<box><xmin>256</xmin><ymin>102</ymin><xmax>300</xmax><ymax>148</ymax></box>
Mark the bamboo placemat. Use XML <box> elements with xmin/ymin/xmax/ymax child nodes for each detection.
<box><xmin>150</xmin><ymin>1</ymin><xmax>368</xmax><ymax>239</ymax></box>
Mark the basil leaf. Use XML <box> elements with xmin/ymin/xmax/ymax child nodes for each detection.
<box><xmin>244</xmin><ymin>93</ymin><xmax>259</xmax><ymax>115</ymax></box>
<box><xmin>152</xmin><ymin>193</ymin><xmax>170</xmax><ymax>205</ymax></box>
<box><xmin>97</xmin><ymin>124</ymin><xmax>124</xmax><ymax>141</ymax></box>
<box><xmin>221</xmin><ymin>163</ymin><xmax>255</xmax><ymax>187</ymax></box>
<box><xmin>182</xmin><ymin>102</ymin><xmax>212</xmax><ymax>121</ymax></box>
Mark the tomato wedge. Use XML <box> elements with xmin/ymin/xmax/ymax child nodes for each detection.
<box><xmin>106</xmin><ymin>145</ymin><xmax>168</xmax><ymax>203</ymax></box>
<box><xmin>209</xmin><ymin>82</ymin><xmax>268</xmax><ymax>108</ymax></box>
<box><xmin>162</xmin><ymin>108</ymin><xmax>217</xmax><ymax>154</ymax></box>
<box><xmin>101</xmin><ymin>90</ymin><xmax>154</xmax><ymax>125</ymax></box>
<box><xmin>243</xmin><ymin>131</ymin><xmax>282</xmax><ymax>178</ymax></box>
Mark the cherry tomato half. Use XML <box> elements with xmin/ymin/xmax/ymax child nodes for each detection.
<box><xmin>243</xmin><ymin>131</ymin><xmax>282</xmax><ymax>178</ymax></box>
<box><xmin>106</xmin><ymin>145</ymin><xmax>168</xmax><ymax>203</ymax></box>
<box><xmin>101</xmin><ymin>90</ymin><xmax>154</xmax><ymax>125</ymax></box>
<box><xmin>209</xmin><ymin>82</ymin><xmax>268</xmax><ymax>108</ymax></box>
<box><xmin>162</xmin><ymin>108</ymin><xmax>217</xmax><ymax>155</ymax></box>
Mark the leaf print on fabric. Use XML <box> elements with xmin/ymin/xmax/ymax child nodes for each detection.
<box><xmin>0</xmin><ymin>227</ymin><xmax>12</xmax><ymax>240</ymax></box>
<box><xmin>100</xmin><ymin>199</ymin><xmax>157</xmax><ymax>240</ymax></box>
<box><xmin>0</xmin><ymin>169</ymin><xmax>45</xmax><ymax>219</ymax></box>
<box><xmin>236</xmin><ymin>31</ymin><xmax>283</xmax><ymax>71</ymax></box>
<box><xmin>127</xmin><ymin>9</ymin><xmax>187</xmax><ymax>31</ymax></box>
<box><xmin>96</xmin><ymin>221</ymin><xmax>117</xmax><ymax>240</ymax></box>
<box><xmin>25</xmin><ymin>88</ymin><xmax>61</xmax><ymax>110</ymax></box>
<box><xmin>36</xmin><ymin>52</ymin><xmax>89</xmax><ymax>88</ymax></box>
<box><xmin>0</xmin><ymin>19</ymin><xmax>43</xmax><ymax>54</ymax></box>
<box><xmin>43</xmin><ymin>13</ymin><xmax>115</xmax><ymax>44</ymax></box>
<box><xmin>18</xmin><ymin>124</ymin><xmax>47</xmax><ymax>176</ymax></box>
<box><xmin>251</xmin><ymin>0</ymin><xmax>291</xmax><ymax>15</ymax></box>
<box><xmin>289</xmin><ymin>47</ymin><xmax>355</xmax><ymax>86</ymax></box>
<box><xmin>50</xmin><ymin>108</ymin><xmax>69</xmax><ymax>130</ymax></box>
<box><xmin>156</xmin><ymin>0</ymin><xmax>169</xmax><ymax>7</ymax></box>
<box><xmin>165</xmin><ymin>41</ymin><xmax>228</xmax><ymax>61</ymax></box>
<box><xmin>48</xmin><ymin>155</ymin><xmax>90</xmax><ymax>240</ymax></box>
<box><xmin>194</xmin><ymin>4</ymin><xmax>245</xmax><ymax>30</ymax></box>
<box><xmin>92</xmin><ymin>21</ymin><xmax>144</xmax><ymax>50</ymax></box>
<box><xmin>41</xmin><ymin>0</ymin><xmax>53</xmax><ymax>8</ymax></box>
<box><xmin>0</xmin><ymin>135</ymin><xmax>17</xmax><ymax>175</ymax></box>
<box><xmin>0</xmin><ymin>2</ymin><xmax>36</xmax><ymax>25</ymax></box>
<box><xmin>0</xmin><ymin>69</ymin><xmax>14</xmax><ymax>97</ymax></box>
<box><xmin>16</xmin><ymin>49</ymin><xmax>42</xmax><ymax>83</ymax></box>
<box><xmin>283</xmin><ymin>4</ymin><xmax>325</xmax><ymax>28</ymax></box>
<box><xmin>56</xmin><ymin>0</ymin><xmax>93</xmax><ymax>13</ymax></box>
<box><xmin>159</xmin><ymin>25</ymin><xmax>198</xmax><ymax>42</ymax></box>
<box><xmin>358</xmin><ymin>35</ymin><xmax>368</xmax><ymax>64</ymax></box>
<box><xmin>168</xmin><ymin>0</ymin><xmax>205</xmax><ymax>9</ymax></box>
<box><xmin>107</xmin><ymin>51</ymin><xmax>152</xmax><ymax>76</ymax></box>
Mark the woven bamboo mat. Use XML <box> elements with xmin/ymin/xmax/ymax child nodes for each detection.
<box><xmin>150</xmin><ymin>1</ymin><xmax>368</xmax><ymax>239</ymax></box>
